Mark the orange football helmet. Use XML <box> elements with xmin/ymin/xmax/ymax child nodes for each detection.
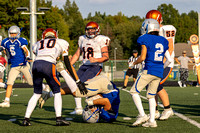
<box><xmin>85</xmin><ymin>21</ymin><xmax>100</xmax><ymax>38</ymax></box>
<box><xmin>42</xmin><ymin>28</ymin><xmax>58</xmax><ymax>39</ymax></box>
<box><xmin>146</xmin><ymin>10</ymin><xmax>163</xmax><ymax>24</ymax></box>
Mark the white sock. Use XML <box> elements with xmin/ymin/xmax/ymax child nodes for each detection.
<box><xmin>149</xmin><ymin>97</ymin><xmax>156</xmax><ymax>122</ymax></box>
<box><xmin>25</xmin><ymin>93</ymin><xmax>41</xmax><ymax>118</ymax></box>
<box><xmin>5</xmin><ymin>97</ymin><xmax>10</xmax><ymax>102</ymax></box>
<box><xmin>60</xmin><ymin>70</ymin><xmax>77</xmax><ymax>93</ymax></box>
<box><xmin>0</xmin><ymin>82</ymin><xmax>6</xmax><ymax>88</ymax></box>
<box><xmin>132</xmin><ymin>93</ymin><xmax>145</xmax><ymax>116</ymax></box>
<box><xmin>75</xmin><ymin>97</ymin><xmax>82</xmax><ymax>109</ymax></box>
<box><xmin>42</xmin><ymin>84</ymin><xmax>46</xmax><ymax>90</ymax></box>
<box><xmin>54</xmin><ymin>92</ymin><xmax>62</xmax><ymax>117</ymax></box>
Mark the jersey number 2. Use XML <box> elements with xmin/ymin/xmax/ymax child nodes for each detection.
<box><xmin>154</xmin><ymin>43</ymin><xmax>164</xmax><ymax>61</ymax></box>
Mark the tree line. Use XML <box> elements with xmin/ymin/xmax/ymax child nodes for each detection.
<box><xmin>0</xmin><ymin>0</ymin><xmax>198</xmax><ymax>59</ymax></box>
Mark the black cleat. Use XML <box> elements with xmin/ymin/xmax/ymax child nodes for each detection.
<box><xmin>56</xmin><ymin>117</ymin><xmax>71</xmax><ymax>126</ymax></box>
<box><xmin>22</xmin><ymin>118</ymin><xmax>31</xmax><ymax>126</ymax></box>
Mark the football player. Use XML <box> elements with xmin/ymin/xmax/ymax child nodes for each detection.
<box><xmin>22</xmin><ymin>28</ymin><xmax>87</xmax><ymax>126</ymax></box>
<box><xmin>39</xmin><ymin>61</ymin><xmax>120</xmax><ymax>123</ymax></box>
<box><xmin>130</xmin><ymin>19</ymin><xmax>172</xmax><ymax>127</ymax></box>
<box><xmin>69</xmin><ymin>21</ymin><xmax>110</xmax><ymax>115</ymax></box>
<box><xmin>85</xmin><ymin>83</ymin><xmax>120</xmax><ymax>123</ymax></box>
<box><xmin>146</xmin><ymin>9</ymin><xmax>176</xmax><ymax>120</ymax></box>
<box><xmin>0</xmin><ymin>26</ymin><xmax>33</xmax><ymax>107</ymax></box>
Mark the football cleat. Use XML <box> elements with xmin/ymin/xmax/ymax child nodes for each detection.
<box><xmin>38</xmin><ymin>85</ymin><xmax>51</xmax><ymax>108</ymax></box>
<box><xmin>159</xmin><ymin>108</ymin><xmax>174</xmax><ymax>120</ymax></box>
<box><xmin>0</xmin><ymin>100</ymin><xmax>10</xmax><ymax>107</ymax></box>
<box><xmin>22</xmin><ymin>118</ymin><xmax>31</xmax><ymax>126</ymax></box>
<box><xmin>132</xmin><ymin>114</ymin><xmax>149</xmax><ymax>126</ymax></box>
<box><xmin>142</xmin><ymin>120</ymin><xmax>157</xmax><ymax>128</ymax></box>
<box><xmin>147</xmin><ymin>110</ymin><xmax>160</xmax><ymax>119</ymax></box>
<box><xmin>56</xmin><ymin>117</ymin><xmax>71</xmax><ymax>126</ymax></box>
<box><xmin>121</xmin><ymin>86</ymin><xmax>127</xmax><ymax>90</ymax></box>
<box><xmin>155</xmin><ymin>110</ymin><xmax>161</xmax><ymax>119</ymax></box>
<box><xmin>70</xmin><ymin>107</ymin><xmax>83</xmax><ymax>115</ymax></box>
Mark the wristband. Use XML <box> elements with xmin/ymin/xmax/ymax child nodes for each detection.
<box><xmin>76</xmin><ymin>79</ymin><xmax>80</xmax><ymax>83</ymax></box>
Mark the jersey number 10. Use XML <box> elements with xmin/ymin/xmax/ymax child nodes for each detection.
<box><xmin>39</xmin><ymin>39</ymin><xmax>56</xmax><ymax>50</ymax></box>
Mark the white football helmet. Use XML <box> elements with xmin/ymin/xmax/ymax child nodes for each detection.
<box><xmin>8</xmin><ymin>26</ymin><xmax>20</xmax><ymax>40</ymax></box>
<box><xmin>140</xmin><ymin>19</ymin><xmax>160</xmax><ymax>35</ymax></box>
<box><xmin>82</xmin><ymin>105</ymin><xmax>100</xmax><ymax>123</ymax></box>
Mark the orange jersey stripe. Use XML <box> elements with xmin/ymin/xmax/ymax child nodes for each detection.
<box><xmin>52</xmin><ymin>64</ymin><xmax>61</xmax><ymax>86</ymax></box>
<box><xmin>95</xmin><ymin>68</ymin><xmax>102</xmax><ymax>77</ymax></box>
<box><xmin>160</xmin><ymin>68</ymin><xmax>173</xmax><ymax>85</ymax></box>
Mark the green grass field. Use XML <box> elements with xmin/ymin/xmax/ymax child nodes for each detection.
<box><xmin>0</xmin><ymin>86</ymin><xmax>200</xmax><ymax>133</ymax></box>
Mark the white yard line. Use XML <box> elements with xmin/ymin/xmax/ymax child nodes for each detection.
<box><xmin>0</xmin><ymin>90</ymin><xmax>7</xmax><ymax>94</ymax></box>
<box><xmin>0</xmin><ymin>89</ymin><xmax>15</xmax><ymax>94</ymax></box>
<box><xmin>121</xmin><ymin>88</ymin><xmax>200</xmax><ymax>129</ymax></box>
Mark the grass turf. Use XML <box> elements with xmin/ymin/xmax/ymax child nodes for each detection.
<box><xmin>0</xmin><ymin>86</ymin><xmax>200</xmax><ymax>132</ymax></box>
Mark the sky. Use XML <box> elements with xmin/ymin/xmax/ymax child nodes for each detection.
<box><xmin>52</xmin><ymin>0</ymin><xmax>200</xmax><ymax>18</ymax></box>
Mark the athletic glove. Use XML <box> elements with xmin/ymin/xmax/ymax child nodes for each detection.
<box><xmin>76</xmin><ymin>80</ymin><xmax>88</xmax><ymax>95</ymax></box>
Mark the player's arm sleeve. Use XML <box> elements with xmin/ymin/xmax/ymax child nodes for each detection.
<box><xmin>61</xmin><ymin>40</ymin><xmax>79</xmax><ymax>81</ymax></box>
<box><xmin>63</xmin><ymin>55</ymin><xmax>78</xmax><ymax>81</ymax></box>
<box><xmin>164</xmin><ymin>50</ymin><xmax>173</xmax><ymax>68</ymax></box>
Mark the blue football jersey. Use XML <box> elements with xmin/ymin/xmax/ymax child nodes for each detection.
<box><xmin>1</xmin><ymin>37</ymin><xmax>28</xmax><ymax>67</ymax></box>
<box><xmin>137</xmin><ymin>34</ymin><xmax>169</xmax><ymax>78</ymax></box>
<box><xmin>100</xmin><ymin>84</ymin><xmax>120</xmax><ymax>122</ymax></box>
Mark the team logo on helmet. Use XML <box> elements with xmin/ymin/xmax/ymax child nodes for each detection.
<box><xmin>140</xmin><ymin>19</ymin><xmax>160</xmax><ymax>35</ymax></box>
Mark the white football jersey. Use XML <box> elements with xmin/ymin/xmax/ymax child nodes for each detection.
<box><xmin>78</xmin><ymin>35</ymin><xmax>110</xmax><ymax>66</ymax></box>
<box><xmin>33</xmin><ymin>38</ymin><xmax>69</xmax><ymax>64</ymax></box>
<box><xmin>160</xmin><ymin>25</ymin><xmax>176</xmax><ymax>68</ymax></box>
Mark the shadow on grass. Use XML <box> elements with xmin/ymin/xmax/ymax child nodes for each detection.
<box><xmin>0</xmin><ymin>113</ymin><xmax>57</xmax><ymax>126</ymax></box>
<box><xmin>171</xmin><ymin>104</ymin><xmax>200</xmax><ymax>116</ymax></box>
